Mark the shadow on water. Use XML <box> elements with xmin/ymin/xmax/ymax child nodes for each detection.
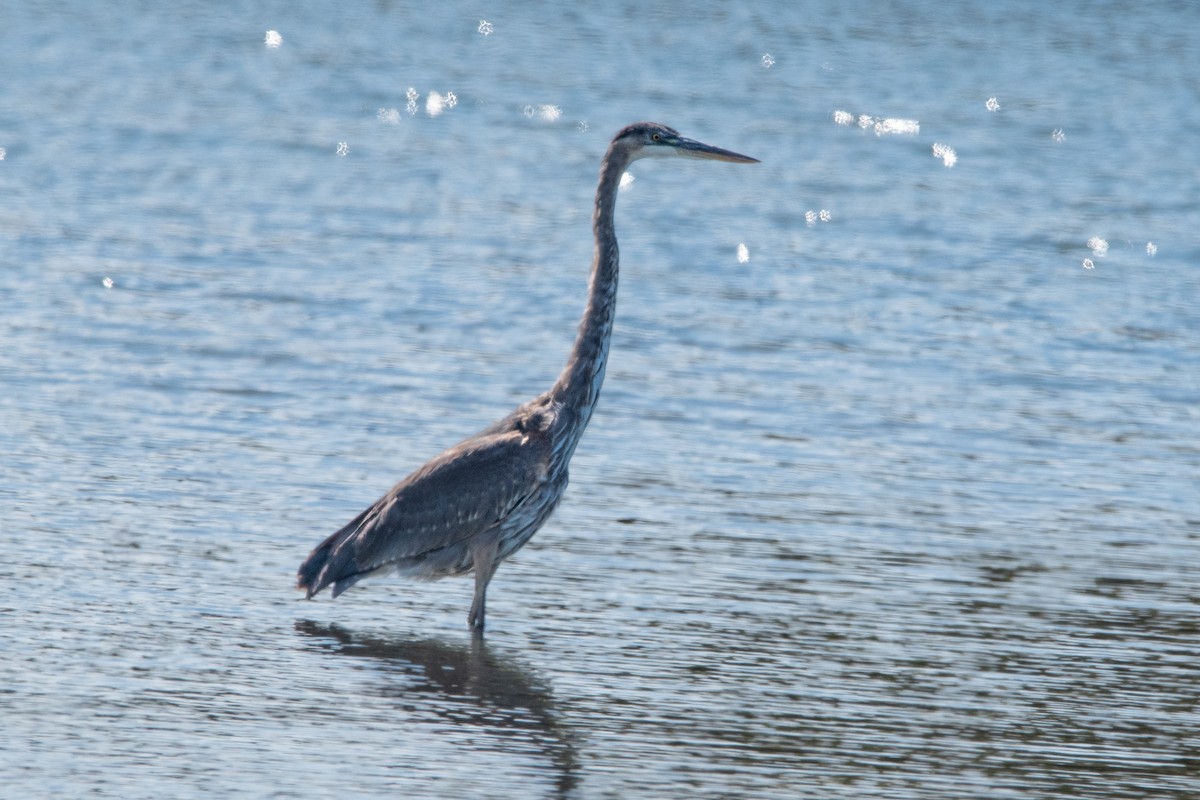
<box><xmin>294</xmin><ymin>620</ymin><xmax>579</xmax><ymax>798</ymax></box>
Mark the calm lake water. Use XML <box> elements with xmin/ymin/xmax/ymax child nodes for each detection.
<box><xmin>2</xmin><ymin>1</ymin><xmax>1198</xmax><ymax>797</ymax></box>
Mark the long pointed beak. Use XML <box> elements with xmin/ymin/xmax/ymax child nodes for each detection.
<box><xmin>673</xmin><ymin>137</ymin><xmax>759</xmax><ymax>164</ymax></box>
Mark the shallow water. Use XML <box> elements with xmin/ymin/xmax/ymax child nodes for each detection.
<box><xmin>2</xmin><ymin>1</ymin><xmax>1198</xmax><ymax>797</ymax></box>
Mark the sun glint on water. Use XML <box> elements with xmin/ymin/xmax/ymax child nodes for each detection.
<box><xmin>932</xmin><ymin>142</ymin><xmax>957</xmax><ymax>167</ymax></box>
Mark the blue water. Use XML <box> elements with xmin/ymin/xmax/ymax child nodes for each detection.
<box><xmin>2</xmin><ymin>2</ymin><xmax>1198</xmax><ymax>797</ymax></box>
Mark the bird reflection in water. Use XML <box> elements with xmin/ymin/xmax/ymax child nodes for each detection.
<box><xmin>295</xmin><ymin>620</ymin><xmax>578</xmax><ymax>796</ymax></box>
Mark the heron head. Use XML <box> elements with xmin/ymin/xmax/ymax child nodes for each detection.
<box><xmin>615</xmin><ymin>122</ymin><xmax>759</xmax><ymax>164</ymax></box>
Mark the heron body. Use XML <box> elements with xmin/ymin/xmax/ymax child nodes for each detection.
<box><xmin>297</xmin><ymin>122</ymin><xmax>757</xmax><ymax>629</ymax></box>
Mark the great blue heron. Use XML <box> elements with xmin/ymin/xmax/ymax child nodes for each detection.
<box><xmin>297</xmin><ymin>122</ymin><xmax>758</xmax><ymax>630</ymax></box>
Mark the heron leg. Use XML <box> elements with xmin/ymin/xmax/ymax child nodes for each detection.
<box><xmin>468</xmin><ymin>540</ymin><xmax>500</xmax><ymax>631</ymax></box>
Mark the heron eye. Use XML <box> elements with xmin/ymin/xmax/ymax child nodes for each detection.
<box><xmin>652</xmin><ymin>133</ymin><xmax>661</xmax><ymax>142</ymax></box>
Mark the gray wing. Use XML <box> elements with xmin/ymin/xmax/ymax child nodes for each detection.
<box><xmin>297</xmin><ymin>425</ymin><xmax>550</xmax><ymax>598</ymax></box>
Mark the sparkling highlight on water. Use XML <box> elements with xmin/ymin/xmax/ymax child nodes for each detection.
<box><xmin>264</xmin><ymin>30</ymin><xmax>282</xmax><ymax>49</ymax></box>
<box><xmin>1087</xmin><ymin>237</ymin><xmax>1109</xmax><ymax>257</ymax></box>
<box><xmin>737</xmin><ymin>243</ymin><xmax>750</xmax><ymax>263</ymax></box>
<box><xmin>932</xmin><ymin>143</ymin><xmax>957</xmax><ymax>167</ymax></box>
<box><xmin>872</xmin><ymin>118</ymin><xmax>920</xmax><ymax>136</ymax></box>
<box><xmin>426</xmin><ymin>91</ymin><xmax>457</xmax><ymax>117</ymax></box>
<box><xmin>524</xmin><ymin>104</ymin><xmax>562</xmax><ymax>122</ymax></box>
<box><xmin>833</xmin><ymin>110</ymin><xmax>918</xmax><ymax>136</ymax></box>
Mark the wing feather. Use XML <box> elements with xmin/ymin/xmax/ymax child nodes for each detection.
<box><xmin>297</xmin><ymin>425</ymin><xmax>550</xmax><ymax>597</ymax></box>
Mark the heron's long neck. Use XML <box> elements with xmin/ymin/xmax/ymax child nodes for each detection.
<box><xmin>550</xmin><ymin>144</ymin><xmax>631</xmax><ymax>433</ymax></box>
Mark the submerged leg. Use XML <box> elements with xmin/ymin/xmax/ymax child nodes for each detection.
<box><xmin>467</xmin><ymin>540</ymin><xmax>500</xmax><ymax>631</ymax></box>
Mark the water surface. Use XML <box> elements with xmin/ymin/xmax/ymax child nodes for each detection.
<box><xmin>2</xmin><ymin>2</ymin><xmax>1198</xmax><ymax>797</ymax></box>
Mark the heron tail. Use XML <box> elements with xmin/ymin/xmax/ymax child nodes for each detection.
<box><xmin>296</xmin><ymin>507</ymin><xmax>372</xmax><ymax>599</ymax></box>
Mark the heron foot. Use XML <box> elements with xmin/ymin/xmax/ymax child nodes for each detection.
<box><xmin>467</xmin><ymin>604</ymin><xmax>485</xmax><ymax>631</ymax></box>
